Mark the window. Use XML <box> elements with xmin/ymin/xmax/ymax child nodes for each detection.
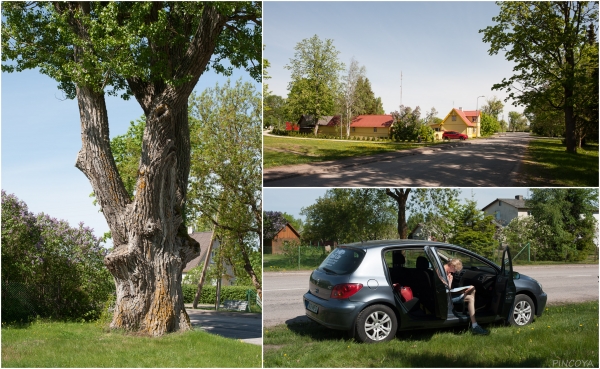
<box><xmin>384</xmin><ymin>249</ymin><xmax>430</xmax><ymax>269</ymax></box>
<box><xmin>352</xmin><ymin>127</ymin><xmax>355</xmax><ymax>132</ymax></box>
<box><xmin>374</xmin><ymin>128</ymin><xmax>378</xmax><ymax>132</ymax></box>
<box><xmin>319</xmin><ymin>247</ymin><xmax>365</xmax><ymax>275</ymax></box>
<box><xmin>452</xmin><ymin>115</ymin><xmax>456</xmax><ymax>121</ymax></box>
<box><xmin>435</xmin><ymin>248</ymin><xmax>493</xmax><ymax>271</ymax></box>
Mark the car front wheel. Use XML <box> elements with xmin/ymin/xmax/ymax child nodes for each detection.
<box><xmin>355</xmin><ymin>304</ymin><xmax>397</xmax><ymax>343</ymax></box>
<box><xmin>509</xmin><ymin>295</ymin><xmax>535</xmax><ymax>326</ymax></box>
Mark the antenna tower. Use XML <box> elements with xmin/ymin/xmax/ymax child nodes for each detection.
<box><xmin>400</xmin><ymin>71</ymin><xmax>403</xmax><ymax>107</ymax></box>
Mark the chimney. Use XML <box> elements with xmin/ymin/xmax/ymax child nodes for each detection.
<box><xmin>459</xmin><ymin>107</ymin><xmax>462</xmax><ymax>111</ymax></box>
<box><xmin>515</xmin><ymin>195</ymin><xmax>524</xmax><ymax>200</ymax></box>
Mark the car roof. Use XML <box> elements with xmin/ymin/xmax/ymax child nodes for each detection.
<box><xmin>338</xmin><ymin>239</ymin><xmax>499</xmax><ymax>267</ymax></box>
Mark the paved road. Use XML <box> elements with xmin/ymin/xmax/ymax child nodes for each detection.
<box><xmin>263</xmin><ymin>265</ymin><xmax>599</xmax><ymax>327</ymax></box>
<box><xmin>187</xmin><ymin>309</ymin><xmax>262</xmax><ymax>345</ymax></box>
<box><xmin>264</xmin><ymin>132</ymin><xmax>532</xmax><ymax>187</ymax></box>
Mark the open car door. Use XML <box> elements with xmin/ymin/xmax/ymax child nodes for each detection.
<box><xmin>492</xmin><ymin>246</ymin><xmax>516</xmax><ymax>320</ymax></box>
<box><xmin>424</xmin><ymin>246</ymin><xmax>448</xmax><ymax>319</ymax></box>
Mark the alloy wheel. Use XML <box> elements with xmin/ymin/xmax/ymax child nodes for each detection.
<box><xmin>512</xmin><ymin>300</ymin><xmax>532</xmax><ymax>325</ymax></box>
<box><xmin>364</xmin><ymin>311</ymin><xmax>393</xmax><ymax>341</ymax></box>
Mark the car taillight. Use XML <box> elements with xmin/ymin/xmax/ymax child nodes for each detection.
<box><xmin>330</xmin><ymin>283</ymin><xmax>363</xmax><ymax>299</ymax></box>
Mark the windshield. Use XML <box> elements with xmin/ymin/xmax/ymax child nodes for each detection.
<box><xmin>318</xmin><ymin>247</ymin><xmax>366</xmax><ymax>275</ymax></box>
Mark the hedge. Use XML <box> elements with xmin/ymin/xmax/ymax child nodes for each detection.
<box><xmin>182</xmin><ymin>284</ymin><xmax>256</xmax><ymax>304</ymax></box>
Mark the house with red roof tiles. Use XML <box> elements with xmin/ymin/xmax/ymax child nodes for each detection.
<box><xmin>349</xmin><ymin>114</ymin><xmax>394</xmax><ymax>138</ymax></box>
<box><xmin>430</xmin><ymin>108</ymin><xmax>481</xmax><ymax>139</ymax></box>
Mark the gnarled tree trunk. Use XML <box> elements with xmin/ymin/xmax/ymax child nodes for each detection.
<box><xmin>75</xmin><ymin>86</ymin><xmax>200</xmax><ymax>335</ymax></box>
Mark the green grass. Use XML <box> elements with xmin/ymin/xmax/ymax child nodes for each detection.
<box><xmin>1</xmin><ymin>320</ymin><xmax>261</xmax><ymax>367</ymax></box>
<box><xmin>520</xmin><ymin>138</ymin><xmax>598</xmax><ymax>187</ymax></box>
<box><xmin>264</xmin><ymin>301</ymin><xmax>599</xmax><ymax>367</ymax></box>
<box><xmin>263</xmin><ymin>253</ymin><xmax>326</xmax><ymax>272</ymax></box>
<box><xmin>263</xmin><ymin>136</ymin><xmax>440</xmax><ymax>168</ymax></box>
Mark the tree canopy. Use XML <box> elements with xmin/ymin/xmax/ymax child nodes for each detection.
<box><xmin>2</xmin><ymin>1</ymin><xmax>261</xmax><ymax>336</ymax></box>
<box><xmin>301</xmin><ymin>189</ymin><xmax>397</xmax><ymax>244</ymax></box>
<box><xmin>284</xmin><ymin>35</ymin><xmax>344</xmax><ymax>121</ymax></box>
<box><xmin>480</xmin><ymin>1</ymin><xmax>598</xmax><ymax>153</ymax></box>
<box><xmin>527</xmin><ymin>188</ymin><xmax>598</xmax><ymax>261</ymax></box>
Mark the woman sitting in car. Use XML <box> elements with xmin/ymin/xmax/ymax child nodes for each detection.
<box><xmin>442</xmin><ymin>258</ymin><xmax>489</xmax><ymax>336</ymax></box>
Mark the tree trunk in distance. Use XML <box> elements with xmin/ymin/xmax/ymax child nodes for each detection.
<box><xmin>193</xmin><ymin>231</ymin><xmax>217</xmax><ymax>309</ymax></box>
<box><xmin>386</xmin><ymin>188</ymin><xmax>411</xmax><ymax>239</ymax></box>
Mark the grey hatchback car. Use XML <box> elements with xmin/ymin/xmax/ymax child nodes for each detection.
<box><xmin>303</xmin><ymin>240</ymin><xmax>547</xmax><ymax>343</ymax></box>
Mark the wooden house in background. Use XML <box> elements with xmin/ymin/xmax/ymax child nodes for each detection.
<box><xmin>264</xmin><ymin>223</ymin><xmax>301</xmax><ymax>254</ymax></box>
<box><xmin>297</xmin><ymin>115</ymin><xmax>341</xmax><ymax>135</ymax></box>
<box><xmin>349</xmin><ymin>115</ymin><xmax>394</xmax><ymax>138</ymax></box>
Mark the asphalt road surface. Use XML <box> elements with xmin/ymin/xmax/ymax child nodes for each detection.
<box><xmin>263</xmin><ymin>264</ymin><xmax>599</xmax><ymax>327</ymax></box>
<box><xmin>187</xmin><ymin>309</ymin><xmax>262</xmax><ymax>345</ymax></box>
<box><xmin>264</xmin><ymin>132</ymin><xmax>532</xmax><ymax>187</ymax></box>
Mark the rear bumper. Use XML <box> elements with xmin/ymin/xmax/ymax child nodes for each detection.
<box><xmin>303</xmin><ymin>292</ymin><xmax>364</xmax><ymax>331</ymax></box>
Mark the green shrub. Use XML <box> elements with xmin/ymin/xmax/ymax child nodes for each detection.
<box><xmin>182</xmin><ymin>284</ymin><xmax>256</xmax><ymax>304</ymax></box>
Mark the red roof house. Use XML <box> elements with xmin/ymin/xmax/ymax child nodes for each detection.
<box><xmin>349</xmin><ymin>115</ymin><xmax>394</xmax><ymax>138</ymax></box>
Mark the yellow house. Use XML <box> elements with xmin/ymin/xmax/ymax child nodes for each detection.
<box><xmin>350</xmin><ymin>115</ymin><xmax>394</xmax><ymax>138</ymax></box>
<box><xmin>431</xmin><ymin>108</ymin><xmax>481</xmax><ymax>139</ymax></box>
<box><xmin>315</xmin><ymin>115</ymin><xmax>342</xmax><ymax>136</ymax></box>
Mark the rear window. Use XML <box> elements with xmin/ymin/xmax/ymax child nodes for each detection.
<box><xmin>318</xmin><ymin>247</ymin><xmax>365</xmax><ymax>275</ymax></box>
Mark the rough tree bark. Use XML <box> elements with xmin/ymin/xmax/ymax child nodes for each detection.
<box><xmin>65</xmin><ymin>3</ymin><xmax>229</xmax><ymax>336</ymax></box>
<box><xmin>386</xmin><ymin>188</ymin><xmax>411</xmax><ymax>239</ymax></box>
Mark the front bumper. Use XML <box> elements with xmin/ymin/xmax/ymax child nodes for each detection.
<box><xmin>303</xmin><ymin>292</ymin><xmax>365</xmax><ymax>331</ymax></box>
<box><xmin>535</xmin><ymin>291</ymin><xmax>548</xmax><ymax>317</ymax></box>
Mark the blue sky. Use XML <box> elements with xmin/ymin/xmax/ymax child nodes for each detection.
<box><xmin>264</xmin><ymin>1</ymin><xmax>525</xmax><ymax>118</ymax></box>
<box><xmin>263</xmin><ymin>188</ymin><xmax>533</xmax><ymax>221</ymax></box>
<box><xmin>1</xmin><ymin>66</ymin><xmax>258</xmax><ymax>241</ymax></box>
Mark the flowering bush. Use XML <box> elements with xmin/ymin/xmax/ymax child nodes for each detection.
<box><xmin>1</xmin><ymin>191</ymin><xmax>114</xmax><ymax>322</ymax></box>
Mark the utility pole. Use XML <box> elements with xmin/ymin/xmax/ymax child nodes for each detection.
<box><xmin>400</xmin><ymin>71</ymin><xmax>403</xmax><ymax>107</ymax></box>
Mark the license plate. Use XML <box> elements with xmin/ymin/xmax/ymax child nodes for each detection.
<box><xmin>306</xmin><ymin>300</ymin><xmax>319</xmax><ymax>314</ymax></box>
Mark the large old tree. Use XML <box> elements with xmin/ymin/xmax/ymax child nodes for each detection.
<box><xmin>2</xmin><ymin>2</ymin><xmax>260</xmax><ymax>336</ymax></box>
<box><xmin>480</xmin><ymin>1</ymin><xmax>598</xmax><ymax>153</ymax></box>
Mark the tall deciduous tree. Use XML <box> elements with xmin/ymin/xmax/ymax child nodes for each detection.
<box><xmin>2</xmin><ymin>2</ymin><xmax>261</xmax><ymax>336</ymax></box>
<box><xmin>386</xmin><ymin>189</ymin><xmax>411</xmax><ymax>239</ymax></box>
<box><xmin>187</xmin><ymin>79</ymin><xmax>262</xmax><ymax>298</ymax></box>
<box><xmin>341</xmin><ymin>57</ymin><xmax>366</xmax><ymax>137</ymax></box>
<box><xmin>508</xmin><ymin>111</ymin><xmax>528</xmax><ymax>132</ymax></box>
<box><xmin>301</xmin><ymin>189</ymin><xmax>396</xmax><ymax>244</ymax></box>
<box><xmin>448</xmin><ymin>200</ymin><xmax>498</xmax><ymax>259</ymax></box>
<box><xmin>480</xmin><ymin>1</ymin><xmax>598</xmax><ymax>153</ymax></box>
<box><xmin>405</xmin><ymin>188</ymin><xmax>462</xmax><ymax>241</ymax></box>
<box><xmin>481</xmin><ymin>96</ymin><xmax>504</xmax><ymax>120</ymax></box>
<box><xmin>284</xmin><ymin>35</ymin><xmax>344</xmax><ymax>122</ymax></box>
<box><xmin>528</xmin><ymin>188</ymin><xmax>598</xmax><ymax>261</ymax></box>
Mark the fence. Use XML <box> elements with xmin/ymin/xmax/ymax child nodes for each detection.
<box><xmin>281</xmin><ymin>244</ymin><xmax>330</xmax><ymax>270</ymax></box>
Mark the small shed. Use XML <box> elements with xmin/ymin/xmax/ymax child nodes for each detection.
<box><xmin>264</xmin><ymin>223</ymin><xmax>301</xmax><ymax>254</ymax></box>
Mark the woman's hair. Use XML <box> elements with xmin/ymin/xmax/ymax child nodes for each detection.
<box><xmin>447</xmin><ymin>258</ymin><xmax>463</xmax><ymax>272</ymax></box>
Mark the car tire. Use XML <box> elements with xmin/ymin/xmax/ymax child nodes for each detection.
<box><xmin>508</xmin><ymin>294</ymin><xmax>535</xmax><ymax>326</ymax></box>
<box><xmin>355</xmin><ymin>304</ymin><xmax>397</xmax><ymax>343</ymax></box>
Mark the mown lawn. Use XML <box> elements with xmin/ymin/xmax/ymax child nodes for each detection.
<box><xmin>263</xmin><ymin>136</ymin><xmax>440</xmax><ymax>168</ymax></box>
<box><xmin>264</xmin><ymin>301</ymin><xmax>599</xmax><ymax>368</ymax></box>
<box><xmin>264</xmin><ymin>252</ymin><xmax>327</xmax><ymax>272</ymax></box>
<box><xmin>1</xmin><ymin>320</ymin><xmax>261</xmax><ymax>367</ymax></box>
<box><xmin>520</xmin><ymin>138</ymin><xmax>598</xmax><ymax>187</ymax></box>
